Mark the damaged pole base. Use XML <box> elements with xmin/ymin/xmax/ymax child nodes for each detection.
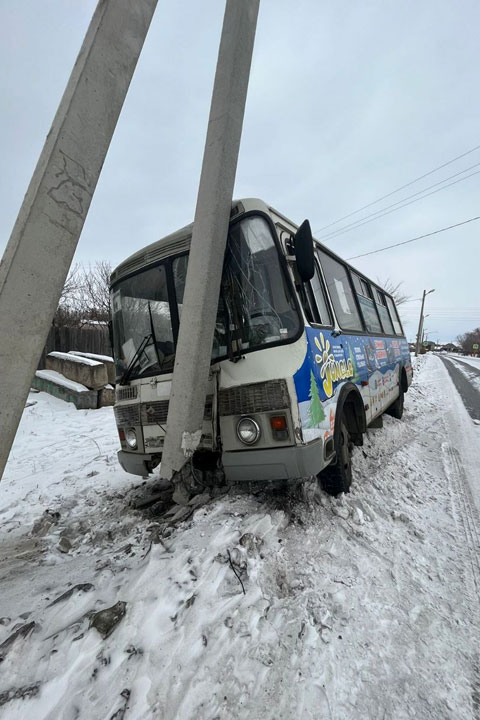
<box><xmin>169</xmin><ymin>461</ymin><xmax>228</xmax><ymax>506</ymax></box>
<box><xmin>171</xmin><ymin>463</ymin><xmax>199</xmax><ymax>506</ymax></box>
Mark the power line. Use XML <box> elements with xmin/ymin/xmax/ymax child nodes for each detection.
<box><xmin>318</xmin><ymin>162</ymin><xmax>480</xmax><ymax>242</ymax></box>
<box><xmin>319</xmin><ymin>168</ymin><xmax>480</xmax><ymax>243</ymax></box>
<box><xmin>347</xmin><ymin>215</ymin><xmax>480</xmax><ymax>260</ymax></box>
<box><xmin>315</xmin><ymin>142</ymin><xmax>480</xmax><ymax>233</ymax></box>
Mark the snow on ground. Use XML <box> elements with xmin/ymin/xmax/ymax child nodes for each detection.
<box><xmin>445</xmin><ymin>354</ymin><xmax>480</xmax><ymax>393</ymax></box>
<box><xmin>446</xmin><ymin>354</ymin><xmax>480</xmax><ymax>371</ymax></box>
<box><xmin>1</xmin><ymin>355</ymin><xmax>480</xmax><ymax>719</ymax></box>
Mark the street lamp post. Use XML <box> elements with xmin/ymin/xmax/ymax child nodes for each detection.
<box><xmin>415</xmin><ymin>289</ymin><xmax>435</xmax><ymax>356</ymax></box>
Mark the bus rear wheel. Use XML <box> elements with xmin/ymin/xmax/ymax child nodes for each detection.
<box><xmin>318</xmin><ymin>421</ymin><xmax>353</xmax><ymax>496</ymax></box>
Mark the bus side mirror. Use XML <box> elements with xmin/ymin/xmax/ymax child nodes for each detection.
<box><xmin>294</xmin><ymin>220</ymin><xmax>315</xmax><ymax>282</ymax></box>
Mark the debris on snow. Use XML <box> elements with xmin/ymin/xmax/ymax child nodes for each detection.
<box><xmin>31</xmin><ymin>509</ymin><xmax>60</xmax><ymax>537</ymax></box>
<box><xmin>0</xmin><ymin>622</ymin><xmax>36</xmax><ymax>662</ymax></box>
<box><xmin>90</xmin><ymin>601</ymin><xmax>127</xmax><ymax>639</ymax></box>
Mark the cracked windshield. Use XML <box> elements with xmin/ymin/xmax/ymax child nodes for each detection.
<box><xmin>111</xmin><ymin>216</ymin><xmax>300</xmax><ymax>380</ymax></box>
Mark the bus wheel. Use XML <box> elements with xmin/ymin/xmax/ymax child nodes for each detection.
<box><xmin>385</xmin><ymin>387</ymin><xmax>404</xmax><ymax>420</ymax></box>
<box><xmin>319</xmin><ymin>421</ymin><xmax>353</xmax><ymax>496</ymax></box>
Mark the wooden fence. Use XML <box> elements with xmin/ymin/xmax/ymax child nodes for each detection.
<box><xmin>37</xmin><ymin>325</ymin><xmax>111</xmax><ymax>369</ymax></box>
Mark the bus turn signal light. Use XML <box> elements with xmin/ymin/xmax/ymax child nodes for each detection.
<box><xmin>270</xmin><ymin>415</ymin><xmax>289</xmax><ymax>441</ymax></box>
<box><xmin>270</xmin><ymin>415</ymin><xmax>287</xmax><ymax>431</ymax></box>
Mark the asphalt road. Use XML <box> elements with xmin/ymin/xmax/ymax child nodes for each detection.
<box><xmin>437</xmin><ymin>354</ymin><xmax>480</xmax><ymax>421</ymax></box>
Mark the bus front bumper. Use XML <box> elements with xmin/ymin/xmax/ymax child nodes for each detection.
<box><xmin>118</xmin><ymin>439</ymin><xmax>327</xmax><ymax>483</ymax></box>
<box><xmin>222</xmin><ymin>439</ymin><xmax>325</xmax><ymax>483</ymax></box>
<box><xmin>118</xmin><ymin>450</ymin><xmax>159</xmax><ymax>476</ymax></box>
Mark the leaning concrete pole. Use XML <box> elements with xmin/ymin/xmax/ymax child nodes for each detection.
<box><xmin>0</xmin><ymin>0</ymin><xmax>157</xmax><ymax>480</ymax></box>
<box><xmin>161</xmin><ymin>0</ymin><xmax>260</xmax><ymax>501</ymax></box>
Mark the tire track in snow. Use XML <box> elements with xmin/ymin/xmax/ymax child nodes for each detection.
<box><xmin>441</xmin><ymin>442</ymin><xmax>480</xmax><ymax>720</ymax></box>
<box><xmin>441</xmin><ymin>444</ymin><xmax>480</xmax><ymax>598</ymax></box>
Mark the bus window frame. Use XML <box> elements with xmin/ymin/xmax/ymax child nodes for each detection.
<box><xmin>313</xmin><ymin>242</ymin><xmax>406</xmax><ymax>339</ymax></box>
<box><xmin>384</xmin><ymin>292</ymin><xmax>405</xmax><ymax>336</ymax></box>
<box><xmin>109</xmin><ymin>210</ymin><xmax>305</xmax><ymax>380</ymax></box>
<box><xmin>370</xmin><ymin>284</ymin><xmax>396</xmax><ymax>335</ymax></box>
<box><xmin>306</xmin><ymin>256</ymin><xmax>334</xmax><ymax>330</ymax></box>
<box><xmin>351</xmin><ymin>270</ymin><xmax>383</xmax><ymax>334</ymax></box>
<box><xmin>315</xmin><ymin>246</ymin><xmax>366</xmax><ymax>334</ymax></box>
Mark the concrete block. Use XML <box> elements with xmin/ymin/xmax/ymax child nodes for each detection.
<box><xmin>98</xmin><ymin>385</ymin><xmax>115</xmax><ymax>407</ymax></box>
<box><xmin>69</xmin><ymin>351</ymin><xmax>116</xmax><ymax>385</ymax></box>
<box><xmin>32</xmin><ymin>370</ymin><xmax>98</xmax><ymax>410</ymax></box>
<box><xmin>46</xmin><ymin>351</ymin><xmax>108</xmax><ymax>390</ymax></box>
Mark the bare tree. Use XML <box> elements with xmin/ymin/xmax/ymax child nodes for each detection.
<box><xmin>81</xmin><ymin>261</ymin><xmax>112</xmax><ymax>323</ymax></box>
<box><xmin>54</xmin><ymin>263</ymin><xmax>84</xmax><ymax>326</ymax></box>
<box><xmin>376</xmin><ymin>277</ymin><xmax>411</xmax><ymax>306</ymax></box>
<box><xmin>457</xmin><ymin>327</ymin><xmax>480</xmax><ymax>355</ymax></box>
<box><xmin>54</xmin><ymin>261</ymin><xmax>112</xmax><ymax>327</ymax></box>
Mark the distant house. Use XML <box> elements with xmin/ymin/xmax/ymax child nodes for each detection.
<box><xmin>441</xmin><ymin>343</ymin><xmax>459</xmax><ymax>352</ymax></box>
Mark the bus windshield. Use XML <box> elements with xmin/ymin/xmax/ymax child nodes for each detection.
<box><xmin>111</xmin><ymin>215</ymin><xmax>301</xmax><ymax>382</ymax></box>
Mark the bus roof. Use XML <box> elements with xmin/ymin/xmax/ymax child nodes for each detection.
<box><xmin>110</xmin><ymin>198</ymin><xmax>392</xmax><ymax>301</ymax></box>
<box><xmin>110</xmin><ymin>199</ymin><xmax>270</xmax><ymax>285</ymax></box>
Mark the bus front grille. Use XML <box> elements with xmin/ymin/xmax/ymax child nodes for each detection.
<box><xmin>116</xmin><ymin>386</ymin><xmax>138</xmax><ymax>401</ymax></box>
<box><xmin>115</xmin><ymin>396</ymin><xmax>213</xmax><ymax>427</ymax></box>
<box><xmin>219</xmin><ymin>380</ymin><xmax>289</xmax><ymax>416</ymax></box>
<box><xmin>114</xmin><ymin>404</ymin><xmax>141</xmax><ymax>426</ymax></box>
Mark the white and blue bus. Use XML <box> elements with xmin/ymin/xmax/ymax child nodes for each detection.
<box><xmin>110</xmin><ymin>198</ymin><xmax>412</xmax><ymax>495</ymax></box>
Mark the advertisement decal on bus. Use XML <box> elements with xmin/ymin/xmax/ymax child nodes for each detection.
<box><xmin>294</xmin><ymin>328</ymin><xmax>410</xmax><ymax>442</ymax></box>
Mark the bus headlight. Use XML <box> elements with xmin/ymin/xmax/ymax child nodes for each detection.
<box><xmin>236</xmin><ymin>417</ymin><xmax>261</xmax><ymax>445</ymax></box>
<box><xmin>125</xmin><ymin>428</ymin><xmax>137</xmax><ymax>449</ymax></box>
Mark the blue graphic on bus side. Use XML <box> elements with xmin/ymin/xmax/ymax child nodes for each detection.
<box><xmin>293</xmin><ymin>328</ymin><xmax>411</xmax><ymax>442</ymax></box>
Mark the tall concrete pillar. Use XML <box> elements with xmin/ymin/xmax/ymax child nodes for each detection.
<box><xmin>160</xmin><ymin>0</ymin><xmax>260</xmax><ymax>502</ymax></box>
<box><xmin>0</xmin><ymin>0</ymin><xmax>158</xmax><ymax>480</ymax></box>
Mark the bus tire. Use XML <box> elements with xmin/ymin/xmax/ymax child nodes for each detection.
<box><xmin>318</xmin><ymin>420</ymin><xmax>353</xmax><ymax>496</ymax></box>
<box><xmin>385</xmin><ymin>387</ymin><xmax>404</xmax><ymax>420</ymax></box>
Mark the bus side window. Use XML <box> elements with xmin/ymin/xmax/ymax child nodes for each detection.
<box><xmin>318</xmin><ymin>251</ymin><xmax>363</xmax><ymax>332</ymax></box>
<box><xmin>296</xmin><ymin>280</ymin><xmax>318</xmax><ymax>325</ymax></box>
<box><xmin>352</xmin><ymin>273</ymin><xmax>382</xmax><ymax>333</ymax></box>
<box><xmin>385</xmin><ymin>295</ymin><xmax>403</xmax><ymax>335</ymax></box>
<box><xmin>309</xmin><ymin>260</ymin><xmax>332</xmax><ymax>326</ymax></box>
<box><xmin>373</xmin><ymin>288</ymin><xmax>395</xmax><ymax>334</ymax></box>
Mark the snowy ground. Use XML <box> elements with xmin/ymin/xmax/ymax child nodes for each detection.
<box><xmin>1</xmin><ymin>354</ymin><xmax>480</xmax><ymax>720</ymax></box>
<box><xmin>445</xmin><ymin>354</ymin><xmax>480</xmax><ymax>393</ymax></box>
<box><xmin>446</xmin><ymin>354</ymin><xmax>480</xmax><ymax>371</ymax></box>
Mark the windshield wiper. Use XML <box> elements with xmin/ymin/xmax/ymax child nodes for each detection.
<box><xmin>119</xmin><ymin>333</ymin><xmax>152</xmax><ymax>386</ymax></box>
<box><xmin>147</xmin><ymin>301</ymin><xmax>163</xmax><ymax>369</ymax></box>
<box><xmin>118</xmin><ymin>303</ymin><xmax>163</xmax><ymax>385</ymax></box>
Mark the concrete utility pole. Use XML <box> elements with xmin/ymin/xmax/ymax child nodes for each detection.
<box><xmin>415</xmin><ymin>289</ymin><xmax>435</xmax><ymax>356</ymax></box>
<box><xmin>0</xmin><ymin>0</ymin><xmax>158</xmax><ymax>481</ymax></box>
<box><xmin>421</xmin><ymin>314</ymin><xmax>430</xmax><ymax>343</ymax></box>
<box><xmin>160</xmin><ymin>0</ymin><xmax>260</xmax><ymax>503</ymax></box>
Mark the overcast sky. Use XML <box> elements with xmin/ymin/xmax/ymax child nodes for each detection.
<box><xmin>1</xmin><ymin>0</ymin><xmax>479</xmax><ymax>342</ymax></box>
